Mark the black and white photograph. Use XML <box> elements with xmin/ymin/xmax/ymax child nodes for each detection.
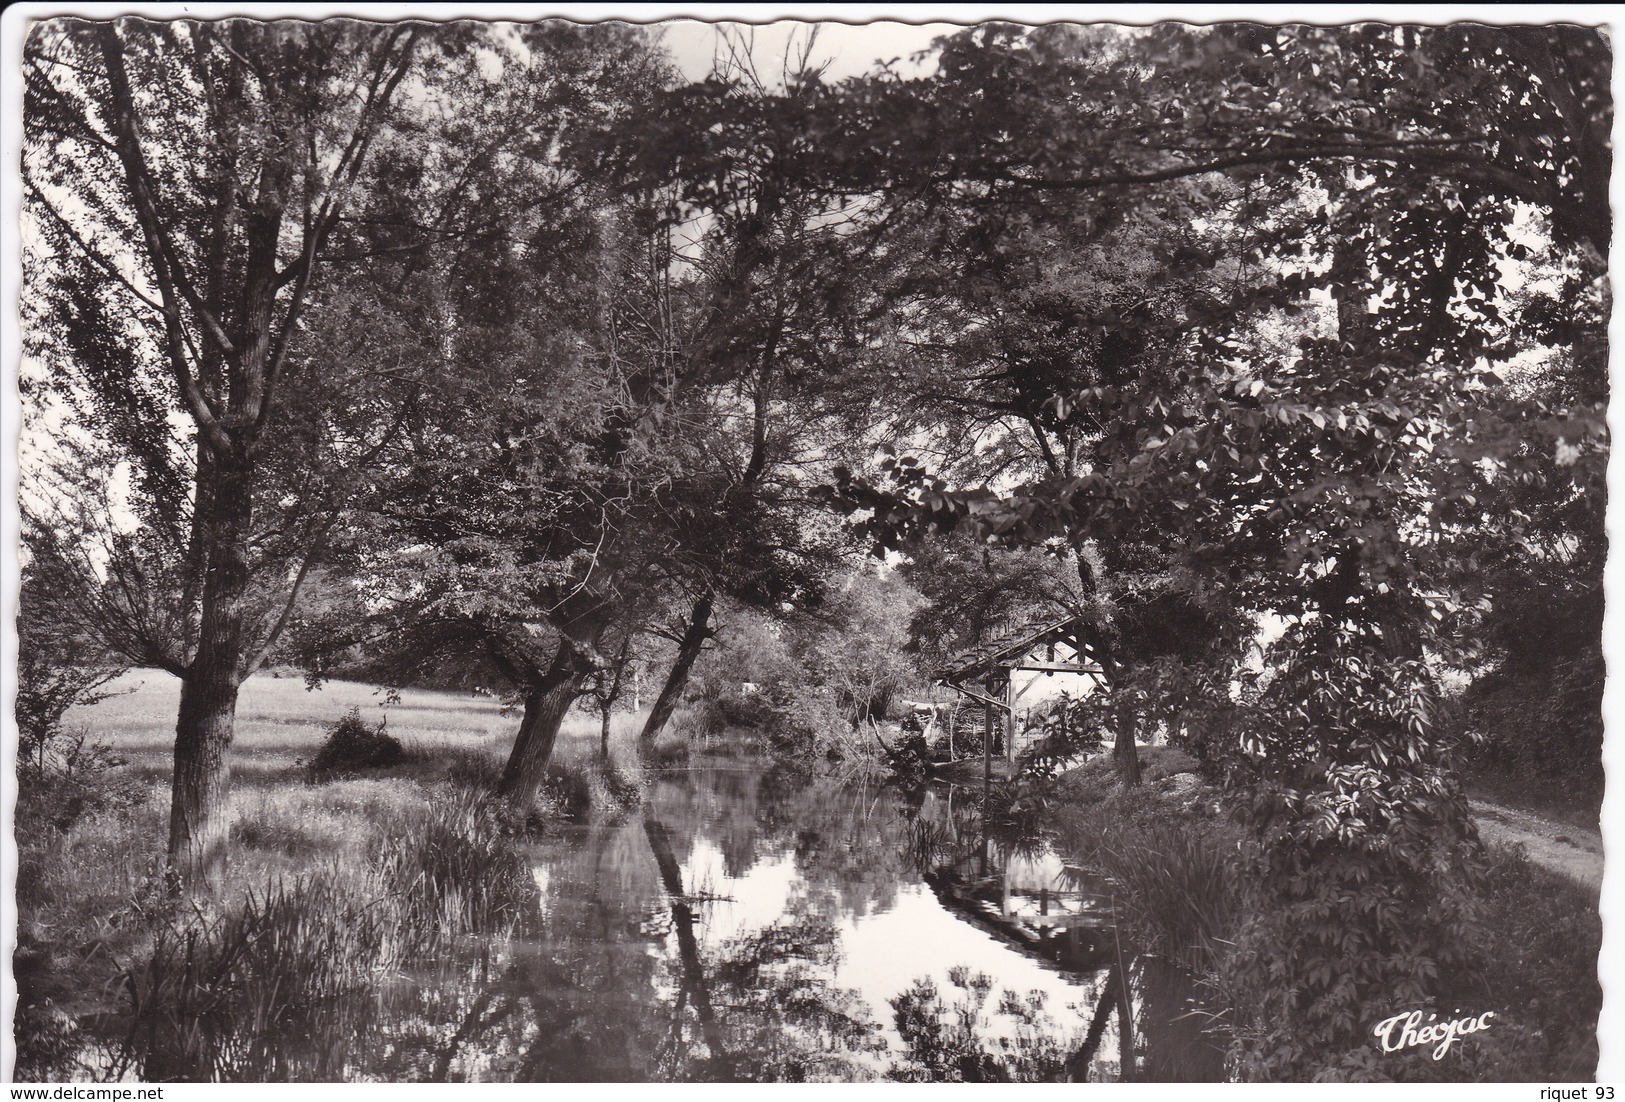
<box><xmin>5</xmin><ymin>2</ymin><xmax>1614</xmax><ymax>1085</ymax></box>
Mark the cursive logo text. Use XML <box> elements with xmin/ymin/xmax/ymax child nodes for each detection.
<box><xmin>1372</xmin><ymin>1008</ymin><xmax>1495</xmax><ymax>1060</ymax></box>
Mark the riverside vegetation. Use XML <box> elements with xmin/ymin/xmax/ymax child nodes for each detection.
<box><xmin>13</xmin><ymin>672</ymin><xmax>1601</xmax><ymax>1082</ymax></box>
<box><xmin>988</xmin><ymin>749</ymin><xmax>1601</xmax><ymax>1082</ymax></box>
<box><xmin>13</xmin><ymin>673</ymin><xmax>641</xmax><ymax>1081</ymax></box>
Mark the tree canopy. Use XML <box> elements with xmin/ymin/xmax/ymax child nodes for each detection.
<box><xmin>20</xmin><ymin>15</ymin><xmax>1607</xmax><ymax>1077</ymax></box>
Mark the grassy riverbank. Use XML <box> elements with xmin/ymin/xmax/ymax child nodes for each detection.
<box><xmin>1036</xmin><ymin>753</ymin><xmax>1602</xmax><ymax>1082</ymax></box>
<box><xmin>13</xmin><ymin>671</ymin><xmax>649</xmax><ymax>1081</ymax></box>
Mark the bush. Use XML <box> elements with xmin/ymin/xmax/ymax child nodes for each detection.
<box><xmin>306</xmin><ymin>710</ymin><xmax>405</xmax><ymax>781</ymax></box>
<box><xmin>1018</xmin><ymin>693</ymin><xmax>1106</xmax><ymax>779</ymax></box>
<box><xmin>1434</xmin><ymin>843</ymin><xmax>1601</xmax><ymax>1081</ymax></box>
<box><xmin>15</xmin><ymin>639</ymin><xmax>133</xmax><ymax>834</ymax></box>
<box><xmin>15</xmin><ymin>728</ymin><xmax>143</xmax><ymax>835</ymax></box>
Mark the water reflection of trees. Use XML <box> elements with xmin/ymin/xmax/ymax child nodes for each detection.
<box><xmin>900</xmin><ymin>782</ymin><xmax>1226</xmax><ymax>1083</ymax></box>
<box><xmin>346</xmin><ymin>783</ymin><xmax>895</xmax><ymax>1081</ymax></box>
<box><xmin>320</xmin><ymin>764</ymin><xmax>1224</xmax><ymax>1082</ymax></box>
<box><xmin>685</xmin><ymin>913</ymin><xmax>886</xmax><ymax>1080</ymax></box>
<box><xmin>887</xmin><ymin>967</ymin><xmax>1076</xmax><ymax>1082</ymax></box>
<box><xmin>644</xmin><ymin>805</ymin><xmax>887</xmax><ymax>1080</ymax></box>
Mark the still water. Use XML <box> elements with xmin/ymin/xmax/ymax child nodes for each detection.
<box><xmin>351</xmin><ymin>760</ymin><xmax>1226</xmax><ymax>1082</ymax></box>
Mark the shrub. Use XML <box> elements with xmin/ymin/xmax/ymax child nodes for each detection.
<box><xmin>15</xmin><ymin>640</ymin><xmax>134</xmax><ymax>834</ymax></box>
<box><xmin>306</xmin><ymin>710</ymin><xmax>405</xmax><ymax>781</ymax></box>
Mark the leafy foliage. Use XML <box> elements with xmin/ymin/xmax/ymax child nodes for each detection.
<box><xmin>1017</xmin><ymin>693</ymin><xmax>1107</xmax><ymax>780</ymax></box>
<box><xmin>819</xmin><ymin>21</ymin><xmax>1607</xmax><ymax>1078</ymax></box>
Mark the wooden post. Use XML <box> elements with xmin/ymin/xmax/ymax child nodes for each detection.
<box><xmin>1005</xmin><ymin>672</ymin><xmax>1018</xmax><ymax>766</ymax></box>
<box><xmin>1116</xmin><ymin>960</ymin><xmax>1136</xmax><ymax>1081</ymax></box>
<box><xmin>980</xmin><ymin>698</ymin><xmax>993</xmax><ymax>880</ymax></box>
<box><xmin>983</xmin><ymin>698</ymin><xmax>994</xmax><ymax>795</ymax></box>
<box><xmin>1113</xmin><ymin>903</ymin><xmax>1136</xmax><ymax>1081</ymax></box>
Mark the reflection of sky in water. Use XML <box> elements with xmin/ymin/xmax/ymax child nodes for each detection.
<box><xmin>667</xmin><ymin>807</ymin><xmax>1104</xmax><ymax>1066</ymax></box>
<box><xmin>391</xmin><ymin>764</ymin><xmax>1186</xmax><ymax>1081</ymax></box>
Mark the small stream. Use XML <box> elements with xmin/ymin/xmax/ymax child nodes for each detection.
<box><xmin>349</xmin><ymin>759</ymin><xmax>1227</xmax><ymax>1082</ymax></box>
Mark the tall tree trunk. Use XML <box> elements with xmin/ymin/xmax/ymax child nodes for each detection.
<box><xmin>1114</xmin><ymin>692</ymin><xmax>1142</xmax><ymax>787</ymax></box>
<box><xmin>167</xmin><ymin>456</ymin><xmax>253</xmax><ymax>885</ymax></box>
<box><xmin>498</xmin><ymin>648</ymin><xmax>588</xmax><ymax>812</ymax></box>
<box><xmin>639</xmin><ymin>591</ymin><xmax>714</xmax><ymax>746</ymax></box>
<box><xmin>1072</xmin><ymin>549</ymin><xmax>1140</xmax><ymax>787</ymax></box>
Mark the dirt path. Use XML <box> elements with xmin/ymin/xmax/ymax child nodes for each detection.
<box><xmin>1470</xmin><ymin>799</ymin><xmax>1603</xmax><ymax>890</ymax></box>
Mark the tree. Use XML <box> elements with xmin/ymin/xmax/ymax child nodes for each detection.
<box><xmin>14</xmin><ymin>557</ymin><xmax>126</xmax><ymax>780</ymax></box>
<box><xmin>822</xmin><ymin>22</ymin><xmax>1607</xmax><ymax>1074</ymax></box>
<box><xmin>607</xmin><ymin>36</ymin><xmax>899</xmax><ymax>748</ymax></box>
<box><xmin>1449</xmin><ymin>242</ymin><xmax>1607</xmax><ymax>807</ymax></box>
<box><xmin>789</xmin><ymin>566</ymin><xmax>926</xmax><ymax>731</ymax></box>
<box><xmin>343</xmin><ymin>23</ymin><xmax>700</xmax><ymax>810</ymax></box>
<box><xmin>23</xmin><ymin>16</ymin><xmax>443</xmax><ymax>880</ymax></box>
<box><xmin>900</xmin><ymin>538</ymin><xmax>1084</xmax><ymax>675</ymax></box>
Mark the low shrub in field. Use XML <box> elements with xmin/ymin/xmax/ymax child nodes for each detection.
<box><xmin>306</xmin><ymin>709</ymin><xmax>406</xmax><ymax>781</ymax></box>
<box><xmin>15</xmin><ymin>691</ymin><xmax>145</xmax><ymax>837</ymax></box>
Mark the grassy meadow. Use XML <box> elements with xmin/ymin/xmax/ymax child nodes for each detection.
<box><xmin>13</xmin><ymin>670</ymin><xmax>656</xmax><ymax>1081</ymax></box>
<box><xmin>84</xmin><ymin>669</ymin><xmax>525</xmax><ymax>781</ymax></box>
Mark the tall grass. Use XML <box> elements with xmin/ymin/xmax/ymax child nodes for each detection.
<box><xmin>118</xmin><ymin>875</ymin><xmax>394</xmax><ymax>1081</ymax></box>
<box><xmin>1079</xmin><ymin>821</ymin><xmax>1241</xmax><ymax>979</ymax></box>
<box><xmin>116</xmin><ymin>787</ymin><xmax>542</xmax><ymax>1082</ymax></box>
<box><xmin>1045</xmin><ymin>765</ymin><xmax>1244</xmax><ymax>1052</ymax></box>
<box><xmin>23</xmin><ymin>674</ymin><xmax>673</xmax><ymax>1081</ymax></box>
<box><xmin>374</xmin><ymin>789</ymin><xmax>541</xmax><ymax>951</ymax></box>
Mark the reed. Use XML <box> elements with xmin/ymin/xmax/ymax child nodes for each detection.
<box><xmin>1048</xmin><ymin>780</ymin><xmax>1243</xmax><ymax>997</ymax></box>
<box><xmin>117</xmin><ymin>787</ymin><xmax>542</xmax><ymax>1081</ymax></box>
<box><xmin>118</xmin><ymin>873</ymin><xmax>394</xmax><ymax>1081</ymax></box>
<box><xmin>1087</xmin><ymin>821</ymin><xmax>1241</xmax><ymax>978</ymax></box>
<box><xmin>373</xmin><ymin>788</ymin><xmax>541</xmax><ymax>951</ymax></box>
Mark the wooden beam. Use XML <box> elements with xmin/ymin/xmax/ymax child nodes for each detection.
<box><xmin>940</xmin><ymin>680</ymin><xmax>1013</xmax><ymax>713</ymax></box>
<box><xmin>1003</xmin><ymin>660</ymin><xmax>1105</xmax><ymax>674</ymax></box>
<box><xmin>983</xmin><ymin>699</ymin><xmax>994</xmax><ymax>812</ymax></box>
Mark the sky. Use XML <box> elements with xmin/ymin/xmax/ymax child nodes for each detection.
<box><xmin>655</xmin><ymin>18</ymin><xmax>958</xmax><ymax>82</ymax></box>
